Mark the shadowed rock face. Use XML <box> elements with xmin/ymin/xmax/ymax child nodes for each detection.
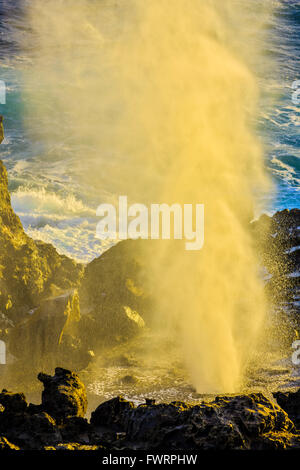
<box><xmin>8</xmin><ymin>290</ymin><xmax>94</xmax><ymax>373</ymax></box>
<box><xmin>0</xmin><ymin>389</ymin><xmax>27</xmax><ymax>413</ymax></box>
<box><xmin>251</xmin><ymin>208</ymin><xmax>300</xmax><ymax>350</ymax></box>
<box><xmin>252</xmin><ymin>209</ymin><xmax>300</xmax><ymax>306</ymax></box>
<box><xmin>0</xmin><ymin>368</ymin><xmax>299</xmax><ymax>450</ymax></box>
<box><xmin>38</xmin><ymin>367</ymin><xmax>87</xmax><ymax>423</ymax></box>
<box><xmin>274</xmin><ymin>389</ymin><xmax>300</xmax><ymax>430</ymax></box>
<box><xmin>90</xmin><ymin>393</ymin><xmax>299</xmax><ymax>450</ymax></box>
<box><xmin>0</xmin><ymin>436</ymin><xmax>19</xmax><ymax>450</ymax></box>
<box><xmin>0</xmin><ymin>160</ymin><xmax>84</xmax><ymax>322</ymax></box>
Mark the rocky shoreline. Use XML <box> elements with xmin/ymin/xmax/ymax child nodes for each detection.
<box><xmin>0</xmin><ymin>367</ymin><xmax>299</xmax><ymax>450</ymax></box>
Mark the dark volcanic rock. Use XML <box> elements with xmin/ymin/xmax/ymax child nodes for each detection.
<box><xmin>0</xmin><ymin>389</ymin><xmax>62</xmax><ymax>449</ymax></box>
<box><xmin>38</xmin><ymin>367</ymin><xmax>87</xmax><ymax>423</ymax></box>
<box><xmin>91</xmin><ymin>395</ymin><xmax>135</xmax><ymax>431</ymax></box>
<box><xmin>252</xmin><ymin>209</ymin><xmax>300</xmax><ymax>302</ymax></box>
<box><xmin>0</xmin><ymin>411</ymin><xmax>62</xmax><ymax>449</ymax></box>
<box><xmin>0</xmin><ymin>390</ymin><xmax>27</xmax><ymax>413</ymax></box>
<box><xmin>251</xmin><ymin>208</ymin><xmax>300</xmax><ymax>344</ymax></box>
<box><xmin>0</xmin><ymin>369</ymin><xmax>89</xmax><ymax>449</ymax></box>
<box><xmin>0</xmin><ymin>436</ymin><xmax>20</xmax><ymax>450</ymax></box>
<box><xmin>60</xmin><ymin>416</ymin><xmax>90</xmax><ymax>444</ymax></box>
<box><xmin>90</xmin><ymin>393</ymin><xmax>300</xmax><ymax>450</ymax></box>
<box><xmin>0</xmin><ymin>369</ymin><xmax>300</xmax><ymax>450</ymax></box>
<box><xmin>274</xmin><ymin>389</ymin><xmax>300</xmax><ymax>430</ymax></box>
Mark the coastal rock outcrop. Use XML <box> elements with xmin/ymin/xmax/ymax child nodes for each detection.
<box><xmin>79</xmin><ymin>239</ymin><xmax>152</xmax><ymax>346</ymax></box>
<box><xmin>0</xmin><ymin>368</ymin><xmax>299</xmax><ymax>450</ymax></box>
<box><xmin>37</xmin><ymin>367</ymin><xmax>87</xmax><ymax>422</ymax></box>
<box><xmin>0</xmin><ymin>160</ymin><xmax>89</xmax><ymax>372</ymax></box>
<box><xmin>8</xmin><ymin>290</ymin><xmax>93</xmax><ymax>372</ymax></box>
<box><xmin>0</xmin><ymin>389</ymin><xmax>27</xmax><ymax>413</ymax></box>
<box><xmin>252</xmin><ymin>208</ymin><xmax>300</xmax><ymax>308</ymax></box>
<box><xmin>251</xmin><ymin>208</ymin><xmax>300</xmax><ymax>349</ymax></box>
<box><xmin>0</xmin><ymin>160</ymin><xmax>84</xmax><ymax>323</ymax></box>
<box><xmin>90</xmin><ymin>393</ymin><xmax>300</xmax><ymax>450</ymax></box>
<box><xmin>0</xmin><ymin>159</ymin><xmax>151</xmax><ymax>371</ymax></box>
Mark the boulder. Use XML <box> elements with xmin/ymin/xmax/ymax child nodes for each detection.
<box><xmin>0</xmin><ymin>390</ymin><xmax>27</xmax><ymax>413</ymax></box>
<box><xmin>0</xmin><ymin>411</ymin><xmax>62</xmax><ymax>449</ymax></box>
<box><xmin>38</xmin><ymin>367</ymin><xmax>87</xmax><ymax>422</ymax></box>
<box><xmin>0</xmin><ymin>389</ymin><xmax>62</xmax><ymax>449</ymax></box>
<box><xmin>91</xmin><ymin>396</ymin><xmax>135</xmax><ymax>431</ymax></box>
<box><xmin>60</xmin><ymin>416</ymin><xmax>90</xmax><ymax>444</ymax></box>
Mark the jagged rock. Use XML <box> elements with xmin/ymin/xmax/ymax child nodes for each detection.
<box><xmin>274</xmin><ymin>389</ymin><xmax>300</xmax><ymax>430</ymax></box>
<box><xmin>38</xmin><ymin>368</ymin><xmax>87</xmax><ymax>423</ymax></box>
<box><xmin>90</xmin><ymin>393</ymin><xmax>299</xmax><ymax>450</ymax></box>
<box><xmin>0</xmin><ymin>159</ymin><xmax>83</xmax><ymax>323</ymax></box>
<box><xmin>91</xmin><ymin>396</ymin><xmax>135</xmax><ymax>431</ymax></box>
<box><xmin>60</xmin><ymin>416</ymin><xmax>90</xmax><ymax>444</ymax></box>
<box><xmin>0</xmin><ymin>390</ymin><xmax>27</xmax><ymax>413</ymax></box>
<box><xmin>8</xmin><ymin>290</ymin><xmax>93</xmax><ymax>371</ymax></box>
<box><xmin>79</xmin><ymin>240</ymin><xmax>152</xmax><ymax>346</ymax></box>
<box><xmin>0</xmin><ymin>368</ymin><xmax>300</xmax><ymax>450</ymax></box>
<box><xmin>251</xmin><ymin>209</ymin><xmax>300</xmax><ymax>335</ymax></box>
<box><xmin>0</xmin><ymin>436</ymin><xmax>20</xmax><ymax>450</ymax></box>
<box><xmin>0</xmin><ymin>408</ymin><xmax>62</xmax><ymax>449</ymax></box>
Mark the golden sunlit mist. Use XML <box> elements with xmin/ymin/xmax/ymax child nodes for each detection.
<box><xmin>23</xmin><ymin>0</ymin><xmax>274</xmax><ymax>393</ymax></box>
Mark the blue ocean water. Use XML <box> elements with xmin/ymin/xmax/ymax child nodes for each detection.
<box><xmin>259</xmin><ymin>0</ymin><xmax>300</xmax><ymax>211</ymax></box>
<box><xmin>0</xmin><ymin>0</ymin><xmax>299</xmax><ymax>262</ymax></box>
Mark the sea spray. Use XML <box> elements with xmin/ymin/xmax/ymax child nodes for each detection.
<box><xmin>23</xmin><ymin>0</ymin><xmax>274</xmax><ymax>393</ymax></box>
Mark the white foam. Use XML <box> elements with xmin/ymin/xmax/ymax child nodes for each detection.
<box><xmin>11</xmin><ymin>187</ymin><xmax>94</xmax><ymax>218</ymax></box>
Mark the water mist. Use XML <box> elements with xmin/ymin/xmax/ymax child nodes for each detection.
<box><xmin>23</xmin><ymin>0</ymin><xmax>274</xmax><ymax>393</ymax></box>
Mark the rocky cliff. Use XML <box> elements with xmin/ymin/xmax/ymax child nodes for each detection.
<box><xmin>0</xmin><ymin>160</ymin><xmax>84</xmax><ymax>323</ymax></box>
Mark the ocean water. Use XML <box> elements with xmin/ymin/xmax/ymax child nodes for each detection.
<box><xmin>0</xmin><ymin>0</ymin><xmax>299</xmax><ymax>263</ymax></box>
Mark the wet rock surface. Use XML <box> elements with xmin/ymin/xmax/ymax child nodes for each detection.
<box><xmin>0</xmin><ymin>368</ymin><xmax>299</xmax><ymax>450</ymax></box>
<box><xmin>252</xmin><ymin>208</ymin><xmax>300</xmax><ymax>313</ymax></box>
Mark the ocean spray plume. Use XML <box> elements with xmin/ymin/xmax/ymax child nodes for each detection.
<box><xmin>23</xmin><ymin>0</ymin><xmax>274</xmax><ymax>392</ymax></box>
